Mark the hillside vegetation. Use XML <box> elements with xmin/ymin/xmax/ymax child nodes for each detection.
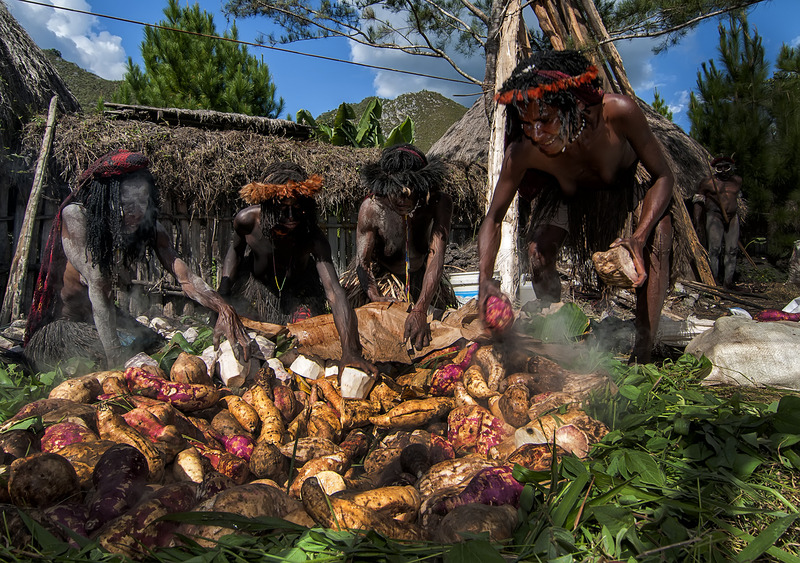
<box><xmin>42</xmin><ymin>49</ymin><xmax>121</xmax><ymax>112</ymax></box>
<box><xmin>40</xmin><ymin>49</ymin><xmax>467</xmax><ymax>151</ymax></box>
<box><xmin>315</xmin><ymin>90</ymin><xmax>468</xmax><ymax>152</ymax></box>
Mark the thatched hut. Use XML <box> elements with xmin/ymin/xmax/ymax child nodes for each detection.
<box><xmin>7</xmin><ymin>109</ymin><xmax>487</xmax><ymax>319</ymax></box>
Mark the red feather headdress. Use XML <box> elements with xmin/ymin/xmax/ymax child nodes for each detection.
<box><xmin>495</xmin><ymin>66</ymin><xmax>600</xmax><ymax>105</ymax></box>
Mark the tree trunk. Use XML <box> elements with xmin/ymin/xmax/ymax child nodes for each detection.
<box><xmin>1</xmin><ymin>96</ymin><xmax>58</xmax><ymax>325</ymax></box>
<box><xmin>487</xmin><ymin>0</ymin><xmax>530</xmax><ymax>297</ymax></box>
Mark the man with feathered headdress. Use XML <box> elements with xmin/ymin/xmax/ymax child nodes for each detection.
<box><xmin>479</xmin><ymin>50</ymin><xmax>674</xmax><ymax>363</ymax></box>
<box><xmin>693</xmin><ymin>155</ymin><xmax>743</xmax><ymax>288</ymax></box>
<box><xmin>219</xmin><ymin>161</ymin><xmax>376</xmax><ymax>376</ymax></box>
<box><xmin>24</xmin><ymin>148</ymin><xmax>251</xmax><ymax>371</ymax></box>
<box><xmin>341</xmin><ymin>143</ymin><xmax>455</xmax><ymax>351</ymax></box>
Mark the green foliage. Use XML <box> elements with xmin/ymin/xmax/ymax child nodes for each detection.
<box><xmin>151</xmin><ymin>325</ymin><xmax>215</xmax><ymax>373</ymax></box>
<box><xmin>0</xmin><ymin>363</ymin><xmax>64</xmax><ymax>423</ymax></box>
<box><xmin>116</xmin><ymin>0</ymin><xmax>284</xmax><ymax>117</ymax></box>
<box><xmin>651</xmin><ymin>88</ymin><xmax>673</xmax><ymax>120</ymax></box>
<box><xmin>297</xmin><ymin>98</ymin><xmax>414</xmax><ymax>148</ymax></box>
<box><xmin>689</xmin><ymin>14</ymin><xmax>800</xmax><ymax>258</ymax></box>
<box><xmin>524</xmin><ymin>302</ymin><xmax>590</xmax><ymax>343</ymax></box>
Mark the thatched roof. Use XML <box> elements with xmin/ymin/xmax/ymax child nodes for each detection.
<box><xmin>428</xmin><ymin>95</ymin><xmax>711</xmax><ymax>199</ymax></box>
<box><xmin>0</xmin><ymin>1</ymin><xmax>80</xmax><ymax>149</ymax></box>
<box><xmin>20</xmin><ymin>113</ymin><xmax>488</xmax><ymax>222</ymax></box>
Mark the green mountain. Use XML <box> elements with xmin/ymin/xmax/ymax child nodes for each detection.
<box><xmin>42</xmin><ymin>49</ymin><xmax>122</xmax><ymax>112</ymax></box>
<box><xmin>315</xmin><ymin>90</ymin><xmax>468</xmax><ymax>153</ymax></box>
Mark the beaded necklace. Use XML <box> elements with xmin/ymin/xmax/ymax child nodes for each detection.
<box><xmin>561</xmin><ymin>115</ymin><xmax>587</xmax><ymax>153</ymax></box>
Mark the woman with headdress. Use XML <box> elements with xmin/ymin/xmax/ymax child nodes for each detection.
<box><xmin>478</xmin><ymin>50</ymin><xmax>674</xmax><ymax>363</ymax></box>
<box><xmin>342</xmin><ymin>143</ymin><xmax>455</xmax><ymax>351</ymax></box>
<box><xmin>219</xmin><ymin>161</ymin><xmax>377</xmax><ymax>376</ymax></box>
<box><xmin>24</xmin><ymin>148</ymin><xmax>251</xmax><ymax>371</ymax></box>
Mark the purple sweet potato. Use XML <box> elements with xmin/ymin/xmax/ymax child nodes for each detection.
<box><xmin>193</xmin><ymin>442</ymin><xmax>250</xmax><ymax>485</ymax></box>
<box><xmin>222</xmin><ymin>434</ymin><xmax>255</xmax><ymax>461</ymax></box>
<box><xmin>429</xmin><ymin>343</ymin><xmax>480</xmax><ymax>396</ymax></box>
<box><xmin>8</xmin><ymin>453</ymin><xmax>81</xmax><ymax>508</ymax></box>
<box><xmin>754</xmin><ymin>309</ymin><xmax>800</xmax><ymax>322</ymax></box>
<box><xmin>56</xmin><ymin>440</ymin><xmax>118</xmax><ymax>490</ymax></box>
<box><xmin>447</xmin><ymin>405</ymin><xmax>514</xmax><ymax>457</ymax></box>
<box><xmin>485</xmin><ymin>295</ymin><xmax>515</xmax><ymax>333</ymax></box>
<box><xmin>95</xmin><ymin>481</ymin><xmax>198</xmax><ymax>558</ymax></box>
<box><xmin>40</xmin><ymin>502</ymin><xmax>90</xmax><ymax>545</ymax></box>
<box><xmin>85</xmin><ymin>444</ymin><xmax>150</xmax><ymax>533</ymax></box>
<box><xmin>40</xmin><ymin>421</ymin><xmax>98</xmax><ymax>453</ymax></box>
<box><xmin>432</xmin><ymin>465</ymin><xmax>523</xmax><ymax>514</ymax></box>
<box><xmin>0</xmin><ymin>429</ymin><xmax>40</xmax><ymax>461</ymax></box>
<box><xmin>122</xmin><ymin>407</ymin><xmax>187</xmax><ymax>462</ymax></box>
<box><xmin>124</xmin><ymin>367</ymin><xmax>220</xmax><ymax>412</ymax></box>
<box><xmin>0</xmin><ymin>399</ymin><xmax>79</xmax><ymax>432</ymax></box>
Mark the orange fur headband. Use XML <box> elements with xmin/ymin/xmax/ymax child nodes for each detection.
<box><xmin>239</xmin><ymin>174</ymin><xmax>324</xmax><ymax>204</ymax></box>
<box><xmin>494</xmin><ymin>66</ymin><xmax>600</xmax><ymax>105</ymax></box>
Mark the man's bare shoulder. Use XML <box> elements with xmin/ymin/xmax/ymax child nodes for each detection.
<box><xmin>232</xmin><ymin>205</ymin><xmax>261</xmax><ymax>232</ymax></box>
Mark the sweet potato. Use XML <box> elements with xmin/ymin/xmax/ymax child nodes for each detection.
<box><xmin>173</xmin><ymin>446</ymin><xmax>207</xmax><ymax>483</ymax></box>
<box><xmin>8</xmin><ymin>453</ymin><xmax>80</xmax><ymax>508</ymax></box>
<box><xmin>314</xmin><ymin>469</ymin><xmax>346</xmax><ymax>494</ymax></box>
<box><xmin>333</xmin><ymin>485</ymin><xmax>421</xmax><ymax>522</ymax></box>
<box><xmin>192</xmin><ymin>442</ymin><xmax>250</xmax><ymax>484</ymax></box>
<box><xmin>174</xmin><ymin>483</ymin><xmax>302</xmax><ymax>548</ymax></box>
<box><xmin>123</xmin><ymin>367</ymin><xmax>220</xmax><ymax>412</ymax></box>
<box><xmin>484</xmin><ymin>294</ymin><xmax>514</xmax><ymax>333</ymax></box>
<box><xmin>339</xmin><ymin>428</ymin><xmax>371</xmax><ymax>463</ymax></box>
<box><xmin>288</xmin><ymin>451</ymin><xmax>347</xmax><ymax>498</ymax></box>
<box><xmin>40</xmin><ymin>502</ymin><xmax>90</xmax><ymax>545</ymax></box>
<box><xmin>248</xmin><ymin>385</ymin><xmax>288</xmax><ymax>446</ymax></box>
<box><xmin>462</xmin><ymin>364</ymin><xmax>497</xmax><ymax>400</ymax></box>
<box><xmin>95</xmin><ymin>404</ymin><xmax>165</xmax><ymax>482</ymax></box>
<box><xmin>41</xmin><ymin>402</ymin><xmax>98</xmax><ymax>433</ymax></box>
<box><xmin>220</xmin><ymin>394</ymin><xmax>260</xmax><ymax>434</ymax></box>
<box><xmin>369</xmin><ymin>397</ymin><xmax>455</xmax><ymax>429</ymax></box>
<box><xmin>249</xmin><ymin>440</ymin><xmax>287</xmax><ymax>481</ymax></box>
<box><xmin>453</xmin><ymin>381</ymin><xmax>479</xmax><ymax>408</ymax></box>
<box><xmin>48</xmin><ymin>371</ymin><xmax>113</xmax><ymax>403</ymax></box>
<box><xmin>301</xmin><ymin>477</ymin><xmax>429</xmax><ymax>541</ymax></box>
<box><xmin>187</xmin><ymin>416</ymin><xmax>226</xmax><ymax>450</ymax></box>
<box><xmin>447</xmin><ymin>405</ymin><xmax>514</xmax><ymax>457</ymax></box>
<box><xmin>399</xmin><ymin>442</ymin><xmax>431</xmax><ymax>480</ymax></box>
<box><xmin>429</xmin><ymin>342</ymin><xmax>480</xmax><ymax>396</ymax></box>
<box><xmin>498</xmin><ymin>384</ymin><xmax>531</xmax><ymax>427</ymax></box>
<box><xmin>170</xmin><ymin>351</ymin><xmax>212</xmax><ymax>385</ymax></box>
<box><xmin>433</xmin><ymin>503</ymin><xmax>518</xmax><ymax>543</ymax></box>
<box><xmin>221</xmin><ymin>434</ymin><xmax>255</xmax><ymax>461</ymax></box>
<box><xmin>211</xmin><ymin>408</ymin><xmax>248</xmax><ymax>437</ymax></box>
<box><xmin>94</xmin><ymin>481</ymin><xmax>198</xmax><ymax>558</ymax></box>
<box><xmin>432</xmin><ymin>465</ymin><xmax>522</xmax><ymax>514</ymax></box>
<box><xmin>307</xmin><ymin>401</ymin><xmax>342</xmax><ymax>442</ymax></box>
<box><xmin>56</xmin><ymin>440</ymin><xmax>118</xmax><ymax>489</ymax></box>
<box><xmin>416</xmin><ymin>454</ymin><xmax>496</xmax><ymax>499</ymax></box>
<box><xmin>0</xmin><ymin>399</ymin><xmax>80</xmax><ymax>433</ymax></box>
<box><xmin>278</xmin><ymin>436</ymin><xmax>341</xmax><ymax>464</ymax></box>
<box><xmin>85</xmin><ymin>443</ymin><xmax>150</xmax><ymax>532</ymax></box>
<box><xmin>40</xmin><ymin>421</ymin><xmax>97</xmax><ymax>453</ymax></box>
<box><xmin>0</xmin><ymin>429</ymin><xmax>39</xmax><ymax>461</ymax></box>
<box><xmin>506</xmin><ymin>443</ymin><xmax>567</xmax><ymax>471</ymax></box>
<box><xmin>122</xmin><ymin>407</ymin><xmax>187</xmax><ymax>462</ymax></box>
<box><xmin>272</xmin><ymin>384</ymin><xmax>300</xmax><ymax>422</ymax></box>
<box><xmin>474</xmin><ymin>346</ymin><xmax>505</xmax><ymax>391</ymax></box>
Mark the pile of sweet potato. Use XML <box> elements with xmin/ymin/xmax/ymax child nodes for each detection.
<box><xmin>0</xmin><ymin>343</ymin><xmax>610</xmax><ymax>557</ymax></box>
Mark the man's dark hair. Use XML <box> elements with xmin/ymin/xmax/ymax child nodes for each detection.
<box><xmin>361</xmin><ymin>143</ymin><xmax>447</xmax><ymax>198</ymax></box>
<box><xmin>74</xmin><ymin>169</ymin><xmax>159</xmax><ymax>273</ymax></box>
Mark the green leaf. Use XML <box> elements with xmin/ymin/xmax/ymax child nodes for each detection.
<box><xmin>734</xmin><ymin>514</ymin><xmax>800</xmax><ymax>562</ymax></box>
<box><xmin>444</xmin><ymin>540</ymin><xmax>504</xmax><ymax>563</ymax></box>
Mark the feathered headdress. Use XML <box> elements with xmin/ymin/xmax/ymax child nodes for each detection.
<box><xmin>495</xmin><ymin>66</ymin><xmax>601</xmax><ymax>105</ymax></box>
<box><xmin>240</xmin><ymin>175</ymin><xmax>323</xmax><ymax>205</ymax></box>
<box><xmin>361</xmin><ymin>144</ymin><xmax>447</xmax><ymax>197</ymax></box>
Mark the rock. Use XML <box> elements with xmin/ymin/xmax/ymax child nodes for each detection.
<box><xmin>686</xmin><ymin>316</ymin><xmax>800</xmax><ymax>390</ymax></box>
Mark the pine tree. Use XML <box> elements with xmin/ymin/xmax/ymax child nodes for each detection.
<box><xmin>651</xmin><ymin>89</ymin><xmax>673</xmax><ymax>120</ymax></box>
<box><xmin>116</xmin><ymin>0</ymin><xmax>284</xmax><ymax>117</ymax></box>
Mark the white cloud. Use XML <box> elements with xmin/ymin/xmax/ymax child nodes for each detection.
<box><xmin>792</xmin><ymin>35</ymin><xmax>800</xmax><ymax>48</ymax></box>
<box><xmin>7</xmin><ymin>0</ymin><xmax>127</xmax><ymax>80</ymax></box>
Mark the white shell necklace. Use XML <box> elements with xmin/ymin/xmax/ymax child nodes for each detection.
<box><xmin>561</xmin><ymin>115</ymin><xmax>587</xmax><ymax>152</ymax></box>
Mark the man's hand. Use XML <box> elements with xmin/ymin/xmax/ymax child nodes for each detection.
<box><xmin>213</xmin><ymin>304</ymin><xmax>251</xmax><ymax>362</ymax></box>
<box><xmin>338</xmin><ymin>351</ymin><xmax>379</xmax><ymax>377</ymax></box>
<box><xmin>478</xmin><ymin>277</ymin><xmax>504</xmax><ymax>323</ymax></box>
<box><xmin>404</xmin><ymin>309</ymin><xmax>430</xmax><ymax>351</ymax></box>
<box><xmin>610</xmin><ymin>237</ymin><xmax>647</xmax><ymax>287</ymax></box>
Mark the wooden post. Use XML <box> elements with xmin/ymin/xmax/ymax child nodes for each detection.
<box><xmin>488</xmin><ymin>0</ymin><xmax>530</xmax><ymax>298</ymax></box>
<box><xmin>1</xmin><ymin>96</ymin><xmax>58</xmax><ymax>325</ymax></box>
<box><xmin>575</xmin><ymin>0</ymin><xmax>635</xmax><ymax>96</ymax></box>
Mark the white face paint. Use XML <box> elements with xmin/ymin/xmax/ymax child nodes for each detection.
<box><xmin>119</xmin><ymin>172</ymin><xmax>153</xmax><ymax>233</ymax></box>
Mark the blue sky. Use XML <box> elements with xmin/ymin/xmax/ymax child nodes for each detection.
<box><xmin>6</xmin><ymin>0</ymin><xmax>800</xmax><ymax>132</ymax></box>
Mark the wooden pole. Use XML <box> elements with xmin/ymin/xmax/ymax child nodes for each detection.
<box><xmin>1</xmin><ymin>96</ymin><xmax>58</xmax><ymax>325</ymax></box>
<box><xmin>488</xmin><ymin>0</ymin><xmax>530</xmax><ymax>298</ymax></box>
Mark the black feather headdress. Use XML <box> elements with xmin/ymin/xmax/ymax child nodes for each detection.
<box><xmin>361</xmin><ymin>144</ymin><xmax>447</xmax><ymax>197</ymax></box>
